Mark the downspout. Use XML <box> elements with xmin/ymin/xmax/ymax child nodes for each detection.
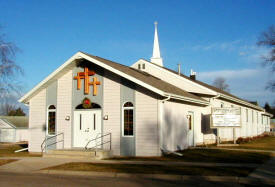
<box><xmin>158</xmin><ymin>95</ymin><xmax>171</xmax><ymax>156</ymax></box>
<box><xmin>210</xmin><ymin>94</ymin><xmax>220</xmax><ymax>144</ymax></box>
<box><xmin>161</xmin><ymin>95</ymin><xmax>171</xmax><ymax>103</ymax></box>
<box><xmin>212</xmin><ymin>94</ymin><xmax>221</xmax><ymax>101</ymax></box>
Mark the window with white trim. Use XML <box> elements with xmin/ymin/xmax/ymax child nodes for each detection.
<box><xmin>47</xmin><ymin>105</ymin><xmax>56</xmax><ymax>135</ymax></box>
<box><xmin>123</xmin><ymin>102</ymin><xmax>134</xmax><ymax>136</ymax></box>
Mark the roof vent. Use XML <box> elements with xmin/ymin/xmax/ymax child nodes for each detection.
<box><xmin>177</xmin><ymin>64</ymin><xmax>181</xmax><ymax>75</ymax></box>
<box><xmin>190</xmin><ymin>69</ymin><xmax>196</xmax><ymax>80</ymax></box>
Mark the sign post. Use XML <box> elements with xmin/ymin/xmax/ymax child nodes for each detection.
<box><xmin>211</xmin><ymin>107</ymin><xmax>241</xmax><ymax>144</ymax></box>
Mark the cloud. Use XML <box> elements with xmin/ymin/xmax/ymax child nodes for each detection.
<box><xmin>188</xmin><ymin>40</ymin><xmax>269</xmax><ymax>64</ymax></box>
<box><xmin>238</xmin><ymin>45</ymin><xmax>269</xmax><ymax>64</ymax></box>
<box><xmin>190</xmin><ymin>40</ymin><xmax>241</xmax><ymax>51</ymax></box>
<box><xmin>197</xmin><ymin>68</ymin><xmax>274</xmax><ymax>105</ymax></box>
<box><xmin>198</xmin><ymin>69</ymin><xmax>259</xmax><ymax>80</ymax></box>
<box><xmin>182</xmin><ymin>39</ymin><xmax>274</xmax><ymax>105</ymax></box>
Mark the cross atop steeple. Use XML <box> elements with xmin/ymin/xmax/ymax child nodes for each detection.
<box><xmin>150</xmin><ymin>21</ymin><xmax>163</xmax><ymax>67</ymax></box>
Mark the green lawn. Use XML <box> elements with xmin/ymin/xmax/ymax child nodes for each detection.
<box><xmin>0</xmin><ymin>143</ymin><xmax>41</xmax><ymax>157</ymax></box>
<box><xmin>44</xmin><ymin>162</ymin><xmax>254</xmax><ymax>177</ymax></box>
<box><xmin>109</xmin><ymin>149</ymin><xmax>272</xmax><ymax>164</ymax></box>
<box><xmin>228</xmin><ymin>136</ymin><xmax>275</xmax><ymax>151</ymax></box>
<box><xmin>0</xmin><ymin>159</ymin><xmax>18</xmax><ymax>166</ymax></box>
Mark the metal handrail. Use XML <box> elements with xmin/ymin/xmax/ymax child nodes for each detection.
<box><xmin>41</xmin><ymin>132</ymin><xmax>64</xmax><ymax>153</ymax></box>
<box><xmin>95</xmin><ymin>133</ymin><xmax>102</xmax><ymax>148</ymax></box>
<box><xmin>85</xmin><ymin>133</ymin><xmax>111</xmax><ymax>151</ymax></box>
<box><xmin>88</xmin><ymin>140</ymin><xmax>111</xmax><ymax>150</ymax></box>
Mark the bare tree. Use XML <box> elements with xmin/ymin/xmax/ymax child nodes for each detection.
<box><xmin>257</xmin><ymin>25</ymin><xmax>275</xmax><ymax>92</ymax></box>
<box><xmin>212</xmin><ymin>77</ymin><xmax>230</xmax><ymax>92</ymax></box>
<box><xmin>0</xmin><ymin>27</ymin><xmax>23</xmax><ymax>100</ymax></box>
<box><xmin>0</xmin><ymin>102</ymin><xmax>16</xmax><ymax>115</ymax></box>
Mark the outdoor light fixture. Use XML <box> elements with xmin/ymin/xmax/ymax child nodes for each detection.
<box><xmin>103</xmin><ymin>115</ymin><xmax>108</xmax><ymax>120</ymax></box>
<box><xmin>65</xmin><ymin>116</ymin><xmax>70</xmax><ymax>121</ymax></box>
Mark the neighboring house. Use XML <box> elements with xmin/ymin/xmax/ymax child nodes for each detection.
<box><xmin>19</xmin><ymin>23</ymin><xmax>272</xmax><ymax>156</ymax></box>
<box><xmin>0</xmin><ymin>116</ymin><xmax>29</xmax><ymax>143</ymax></box>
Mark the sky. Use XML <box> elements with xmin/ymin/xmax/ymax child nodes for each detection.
<box><xmin>0</xmin><ymin>0</ymin><xmax>274</xmax><ymax>106</ymax></box>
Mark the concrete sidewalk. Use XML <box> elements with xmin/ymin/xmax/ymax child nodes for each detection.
<box><xmin>249</xmin><ymin>156</ymin><xmax>275</xmax><ymax>180</ymax></box>
<box><xmin>37</xmin><ymin>170</ymin><xmax>275</xmax><ymax>186</ymax></box>
<box><xmin>0</xmin><ymin>156</ymin><xmax>274</xmax><ymax>185</ymax></box>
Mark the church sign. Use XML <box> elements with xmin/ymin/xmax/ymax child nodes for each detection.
<box><xmin>74</xmin><ymin>67</ymin><xmax>101</xmax><ymax>95</ymax></box>
<box><xmin>211</xmin><ymin>107</ymin><xmax>241</xmax><ymax>127</ymax></box>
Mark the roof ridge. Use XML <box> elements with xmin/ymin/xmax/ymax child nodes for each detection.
<box><xmin>82</xmin><ymin>52</ymin><xmax>207</xmax><ymax>103</ymax></box>
<box><xmin>146</xmin><ymin>61</ymin><xmax>260</xmax><ymax>107</ymax></box>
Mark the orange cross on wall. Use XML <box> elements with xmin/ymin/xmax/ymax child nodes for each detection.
<box><xmin>73</xmin><ymin>67</ymin><xmax>101</xmax><ymax>95</ymax></box>
<box><xmin>89</xmin><ymin>77</ymin><xmax>101</xmax><ymax>96</ymax></box>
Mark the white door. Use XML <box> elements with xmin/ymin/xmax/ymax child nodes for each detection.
<box><xmin>73</xmin><ymin>110</ymin><xmax>102</xmax><ymax>148</ymax></box>
<box><xmin>187</xmin><ymin>112</ymin><xmax>194</xmax><ymax>146</ymax></box>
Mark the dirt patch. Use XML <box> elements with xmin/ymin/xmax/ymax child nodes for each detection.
<box><xmin>0</xmin><ymin>159</ymin><xmax>18</xmax><ymax>166</ymax></box>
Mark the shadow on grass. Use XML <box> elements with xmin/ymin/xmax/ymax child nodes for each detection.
<box><xmin>44</xmin><ymin>162</ymin><xmax>255</xmax><ymax>177</ymax></box>
<box><xmin>108</xmin><ymin>149</ymin><xmax>271</xmax><ymax>164</ymax></box>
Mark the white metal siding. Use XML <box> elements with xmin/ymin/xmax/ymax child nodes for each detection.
<box><xmin>57</xmin><ymin>70</ymin><xmax>72</xmax><ymax>149</ymax></box>
<box><xmin>162</xmin><ymin>101</ymin><xmax>204</xmax><ymax>150</ymax></box>
<box><xmin>205</xmin><ymin>98</ymin><xmax>264</xmax><ymax>143</ymax></box>
<box><xmin>0</xmin><ymin>129</ymin><xmax>15</xmax><ymax>142</ymax></box>
<box><xmin>135</xmin><ymin>88</ymin><xmax>159</xmax><ymax>156</ymax></box>
<box><xmin>15</xmin><ymin>129</ymin><xmax>29</xmax><ymax>142</ymax></box>
<box><xmin>132</xmin><ymin>61</ymin><xmax>214</xmax><ymax>95</ymax></box>
<box><xmin>103</xmin><ymin>73</ymin><xmax>121</xmax><ymax>155</ymax></box>
<box><xmin>28</xmin><ymin>89</ymin><xmax>46</xmax><ymax>152</ymax></box>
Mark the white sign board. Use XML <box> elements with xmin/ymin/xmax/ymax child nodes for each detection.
<box><xmin>211</xmin><ymin>107</ymin><xmax>241</xmax><ymax>127</ymax></box>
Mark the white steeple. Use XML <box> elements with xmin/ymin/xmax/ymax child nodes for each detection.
<box><xmin>150</xmin><ymin>21</ymin><xmax>163</xmax><ymax>67</ymax></box>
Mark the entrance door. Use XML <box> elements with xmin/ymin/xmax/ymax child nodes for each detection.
<box><xmin>121</xmin><ymin>102</ymin><xmax>135</xmax><ymax>156</ymax></box>
<box><xmin>187</xmin><ymin>112</ymin><xmax>194</xmax><ymax>146</ymax></box>
<box><xmin>73</xmin><ymin>110</ymin><xmax>102</xmax><ymax>148</ymax></box>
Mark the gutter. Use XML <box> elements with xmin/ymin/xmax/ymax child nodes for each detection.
<box><xmin>212</xmin><ymin>94</ymin><xmax>221</xmax><ymax>99</ymax></box>
<box><xmin>219</xmin><ymin>93</ymin><xmax>264</xmax><ymax>111</ymax></box>
<box><xmin>160</xmin><ymin>95</ymin><xmax>171</xmax><ymax>103</ymax></box>
<box><xmin>164</xmin><ymin>93</ymin><xmax>209</xmax><ymax>106</ymax></box>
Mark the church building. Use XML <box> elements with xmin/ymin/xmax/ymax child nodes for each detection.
<box><xmin>19</xmin><ymin>22</ymin><xmax>272</xmax><ymax>156</ymax></box>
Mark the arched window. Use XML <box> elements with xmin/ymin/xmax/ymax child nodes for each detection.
<box><xmin>47</xmin><ymin>105</ymin><xmax>56</xmax><ymax>135</ymax></box>
<box><xmin>123</xmin><ymin>102</ymin><xmax>134</xmax><ymax>136</ymax></box>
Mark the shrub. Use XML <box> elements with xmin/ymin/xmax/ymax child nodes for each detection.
<box><xmin>236</xmin><ymin>134</ymin><xmax>270</xmax><ymax>144</ymax></box>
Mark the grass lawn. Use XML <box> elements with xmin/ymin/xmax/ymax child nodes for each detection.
<box><xmin>225</xmin><ymin>136</ymin><xmax>275</xmax><ymax>151</ymax></box>
<box><xmin>0</xmin><ymin>143</ymin><xmax>41</xmax><ymax>157</ymax></box>
<box><xmin>44</xmin><ymin>162</ymin><xmax>254</xmax><ymax>177</ymax></box>
<box><xmin>0</xmin><ymin>159</ymin><xmax>18</xmax><ymax>166</ymax></box>
<box><xmin>108</xmin><ymin>149</ymin><xmax>272</xmax><ymax>164</ymax></box>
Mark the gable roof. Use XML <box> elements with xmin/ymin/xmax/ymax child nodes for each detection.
<box><xmin>0</xmin><ymin>116</ymin><xmax>28</xmax><ymax>128</ymax></box>
<box><xmin>85</xmin><ymin>53</ymin><xmax>207</xmax><ymax>103</ymax></box>
<box><xmin>19</xmin><ymin>52</ymin><xmax>208</xmax><ymax>105</ymax></box>
<box><xmin>138</xmin><ymin>59</ymin><xmax>264</xmax><ymax>111</ymax></box>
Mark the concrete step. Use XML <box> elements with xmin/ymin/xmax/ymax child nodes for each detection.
<box><xmin>43</xmin><ymin>149</ymin><xmax>112</xmax><ymax>160</ymax></box>
<box><xmin>47</xmin><ymin>149</ymin><xmax>96</xmax><ymax>156</ymax></box>
<box><xmin>43</xmin><ymin>153</ymin><xmax>96</xmax><ymax>159</ymax></box>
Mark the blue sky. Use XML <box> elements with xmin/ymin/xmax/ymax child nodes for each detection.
<box><xmin>0</xmin><ymin>0</ymin><xmax>274</xmax><ymax>106</ymax></box>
